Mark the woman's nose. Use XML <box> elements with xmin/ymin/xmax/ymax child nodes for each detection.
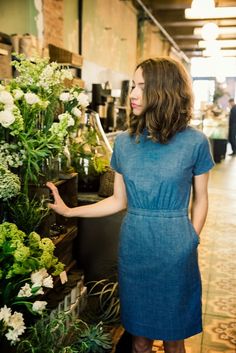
<box><xmin>130</xmin><ymin>87</ymin><xmax>138</xmax><ymax>100</ymax></box>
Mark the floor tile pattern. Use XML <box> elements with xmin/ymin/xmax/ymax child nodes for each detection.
<box><xmin>152</xmin><ymin>154</ymin><xmax>236</xmax><ymax>352</ymax></box>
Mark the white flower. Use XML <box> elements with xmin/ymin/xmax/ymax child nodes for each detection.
<box><xmin>31</xmin><ymin>268</ymin><xmax>48</xmax><ymax>287</ymax></box>
<box><xmin>0</xmin><ymin>91</ymin><xmax>14</xmax><ymax>106</ymax></box>
<box><xmin>0</xmin><ymin>305</ymin><xmax>12</xmax><ymax>324</ymax></box>
<box><xmin>61</xmin><ymin>69</ymin><xmax>73</xmax><ymax>81</ymax></box>
<box><xmin>71</xmin><ymin>106</ymin><xmax>82</xmax><ymax>118</ymax></box>
<box><xmin>77</xmin><ymin>92</ymin><xmax>89</xmax><ymax>107</ymax></box>
<box><xmin>17</xmin><ymin>283</ymin><xmax>32</xmax><ymax>297</ymax></box>
<box><xmin>58</xmin><ymin>112</ymin><xmax>74</xmax><ymax>127</ymax></box>
<box><xmin>42</xmin><ymin>275</ymin><xmax>53</xmax><ymax>288</ymax></box>
<box><xmin>59</xmin><ymin>92</ymin><xmax>71</xmax><ymax>102</ymax></box>
<box><xmin>68</xmin><ymin>116</ymin><xmax>75</xmax><ymax>127</ymax></box>
<box><xmin>32</xmin><ymin>300</ymin><xmax>47</xmax><ymax>314</ymax></box>
<box><xmin>0</xmin><ymin>109</ymin><xmax>16</xmax><ymax>127</ymax></box>
<box><xmin>24</xmin><ymin>92</ymin><xmax>40</xmax><ymax>105</ymax></box>
<box><xmin>8</xmin><ymin>312</ymin><xmax>26</xmax><ymax>334</ymax></box>
<box><xmin>12</xmin><ymin>89</ymin><xmax>24</xmax><ymax>100</ymax></box>
<box><xmin>5</xmin><ymin>328</ymin><xmax>21</xmax><ymax>343</ymax></box>
<box><xmin>0</xmin><ymin>84</ymin><xmax>5</xmax><ymax>91</ymax></box>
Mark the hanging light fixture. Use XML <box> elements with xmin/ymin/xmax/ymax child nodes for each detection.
<box><xmin>194</xmin><ymin>27</ymin><xmax>236</xmax><ymax>36</ymax></box>
<box><xmin>201</xmin><ymin>23</ymin><xmax>219</xmax><ymax>41</ymax></box>
<box><xmin>185</xmin><ymin>0</ymin><xmax>236</xmax><ymax>19</ymax></box>
<box><xmin>199</xmin><ymin>40</ymin><xmax>236</xmax><ymax>48</ymax></box>
<box><xmin>185</xmin><ymin>0</ymin><xmax>214</xmax><ymax>18</ymax></box>
<box><xmin>191</xmin><ymin>0</ymin><xmax>215</xmax><ymax>11</ymax></box>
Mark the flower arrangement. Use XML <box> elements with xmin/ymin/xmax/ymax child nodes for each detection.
<box><xmin>0</xmin><ymin>54</ymin><xmax>89</xmax><ymax>195</ymax></box>
<box><xmin>0</xmin><ymin>222</ymin><xmax>65</xmax><ymax>345</ymax></box>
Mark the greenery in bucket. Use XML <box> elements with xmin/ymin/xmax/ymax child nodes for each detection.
<box><xmin>16</xmin><ymin>312</ymin><xmax>112</xmax><ymax>353</ymax></box>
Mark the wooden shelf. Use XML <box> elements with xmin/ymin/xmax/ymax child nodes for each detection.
<box><xmin>48</xmin><ymin>44</ymin><xmax>83</xmax><ymax>68</ymax></box>
<box><xmin>52</xmin><ymin>225</ymin><xmax>77</xmax><ymax>246</ymax></box>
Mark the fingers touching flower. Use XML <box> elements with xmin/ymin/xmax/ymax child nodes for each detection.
<box><xmin>32</xmin><ymin>300</ymin><xmax>47</xmax><ymax>314</ymax></box>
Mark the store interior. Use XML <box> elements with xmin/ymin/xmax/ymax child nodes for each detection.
<box><xmin>0</xmin><ymin>1</ymin><xmax>235</xmax><ymax>352</ymax></box>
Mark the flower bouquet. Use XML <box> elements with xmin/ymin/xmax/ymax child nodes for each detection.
<box><xmin>0</xmin><ymin>54</ymin><xmax>89</xmax><ymax>196</ymax></box>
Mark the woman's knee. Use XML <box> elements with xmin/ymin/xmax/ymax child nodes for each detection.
<box><xmin>163</xmin><ymin>340</ymin><xmax>186</xmax><ymax>353</ymax></box>
<box><xmin>132</xmin><ymin>336</ymin><xmax>153</xmax><ymax>353</ymax></box>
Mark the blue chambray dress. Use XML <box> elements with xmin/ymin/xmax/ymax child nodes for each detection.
<box><xmin>110</xmin><ymin>127</ymin><xmax>214</xmax><ymax>341</ymax></box>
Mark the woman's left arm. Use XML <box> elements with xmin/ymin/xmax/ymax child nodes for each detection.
<box><xmin>191</xmin><ymin>172</ymin><xmax>210</xmax><ymax>236</ymax></box>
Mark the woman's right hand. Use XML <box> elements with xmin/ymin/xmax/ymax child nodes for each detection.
<box><xmin>46</xmin><ymin>182</ymin><xmax>71</xmax><ymax>217</ymax></box>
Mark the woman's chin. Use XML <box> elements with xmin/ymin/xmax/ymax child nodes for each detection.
<box><xmin>132</xmin><ymin>108</ymin><xmax>142</xmax><ymax>116</ymax></box>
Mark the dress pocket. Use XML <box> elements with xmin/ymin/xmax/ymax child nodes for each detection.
<box><xmin>188</xmin><ymin>219</ymin><xmax>200</xmax><ymax>245</ymax></box>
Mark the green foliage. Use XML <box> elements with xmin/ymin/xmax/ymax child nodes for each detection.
<box><xmin>6</xmin><ymin>193</ymin><xmax>50</xmax><ymax>234</ymax></box>
<box><xmin>82</xmin><ymin>279</ymin><xmax>120</xmax><ymax>326</ymax></box>
<box><xmin>73</xmin><ymin>321</ymin><xmax>112</xmax><ymax>353</ymax></box>
<box><xmin>0</xmin><ymin>163</ymin><xmax>21</xmax><ymax>201</ymax></box>
<box><xmin>17</xmin><ymin>312</ymin><xmax>112</xmax><ymax>353</ymax></box>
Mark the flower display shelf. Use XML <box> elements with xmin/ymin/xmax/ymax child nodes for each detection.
<box><xmin>28</xmin><ymin>173</ymin><xmax>78</xmax><ymax>237</ymax></box>
<box><xmin>48</xmin><ymin>44</ymin><xmax>83</xmax><ymax>68</ymax></box>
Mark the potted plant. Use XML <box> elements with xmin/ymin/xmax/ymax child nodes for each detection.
<box><xmin>17</xmin><ymin>312</ymin><xmax>112</xmax><ymax>353</ymax></box>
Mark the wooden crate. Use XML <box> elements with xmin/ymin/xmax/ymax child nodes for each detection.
<box><xmin>64</xmin><ymin>77</ymin><xmax>85</xmax><ymax>89</ymax></box>
<box><xmin>48</xmin><ymin>44</ymin><xmax>83</xmax><ymax>68</ymax></box>
<box><xmin>0</xmin><ymin>43</ymin><xmax>12</xmax><ymax>79</ymax></box>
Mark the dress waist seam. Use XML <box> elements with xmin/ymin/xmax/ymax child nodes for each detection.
<box><xmin>127</xmin><ymin>207</ymin><xmax>188</xmax><ymax>218</ymax></box>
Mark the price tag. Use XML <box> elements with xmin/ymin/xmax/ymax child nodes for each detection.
<box><xmin>60</xmin><ymin>271</ymin><xmax>68</xmax><ymax>284</ymax></box>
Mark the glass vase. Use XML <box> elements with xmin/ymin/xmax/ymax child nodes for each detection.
<box><xmin>73</xmin><ymin>109</ymin><xmax>112</xmax><ymax>192</ymax></box>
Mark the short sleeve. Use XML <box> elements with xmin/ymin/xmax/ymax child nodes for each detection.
<box><xmin>193</xmin><ymin>136</ymin><xmax>215</xmax><ymax>176</ymax></box>
<box><xmin>110</xmin><ymin>138</ymin><xmax>122</xmax><ymax>174</ymax></box>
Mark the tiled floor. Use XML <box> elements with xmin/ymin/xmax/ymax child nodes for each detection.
<box><xmin>152</xmin><ymin>153</ymin><xmax>236</xmax><ymax>353</ymax></box>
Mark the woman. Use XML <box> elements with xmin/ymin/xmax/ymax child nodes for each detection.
<box><xmin>47</xmin><ymin>57</ymin><xmax>214</xmax><ymax>353</ymax></box>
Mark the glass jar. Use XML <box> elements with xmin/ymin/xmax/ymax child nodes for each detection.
<box><xmin>71</xmin><ymin>109</ymin><xmax>112</xmax><ymax>192</ymax></box>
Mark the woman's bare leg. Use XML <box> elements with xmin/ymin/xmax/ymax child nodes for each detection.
<box><xmin>132</xmin><ymin>336</ymin><xmax>153</xmax><ymax>353</ymax></box>
<box><xmin>163</xmin><ymin>340</ymin><xmax>186</xmax><ymax>353</ymax></box>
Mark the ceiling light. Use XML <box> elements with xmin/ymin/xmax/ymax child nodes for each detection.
<box><xmin>194</xmin><ymin>27</ymin><xmax>236</xmax><ymax>36</ymax></box>
<box><xmin>203</xmin><ymin>48</ymin><xmax>222</xmax><ymax>57</ymax></box>
<box><xmin>191</xmin><ymin>0</ymin><xmax>215</xmax><ymax>11</ymax></box>
<box><xmin>205</xmin><ymin>49</ymin><xmax>236</xmax><ymax>57</ymax></box>
<box><xmin>201</xmin><ymin>23</ymin><xmax>219</xmax><ymax>41</ymax></box>
<box><xmin>185</xmin><ymin>5</ymin><xmax>236</xmax><ymax>19</ymax></box>
<box><xmin>199</xmin><ymin>40</ymin><xmax>236</xmax><ymax>48</ymax></box>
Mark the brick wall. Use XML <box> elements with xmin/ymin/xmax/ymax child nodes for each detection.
<box><xmin>43</xmin><ymin>0</ymin><xmax>64</xmax><ymax>48</ymax></box>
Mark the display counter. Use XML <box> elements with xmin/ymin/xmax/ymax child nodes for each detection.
<box><xmin>203</xmin><ymin>116</ymin><xmax>228</xmax><ymax>163</ymax></box>
<box><xmin>191</xmin><ymin>111</ymin><xmax>229</xmax><ymax>163</ymax></box>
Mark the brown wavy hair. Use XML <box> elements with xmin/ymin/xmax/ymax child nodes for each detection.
<box><xmin>128</xmin><ymin>57</ymin><xmax>193</xmax><ymax>143</ymax></box>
